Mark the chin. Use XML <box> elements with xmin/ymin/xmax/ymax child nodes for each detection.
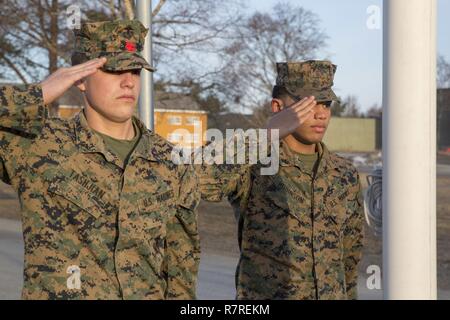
<box><xmin>109</xmin><ymin>107</ymin><xmax>135</xmax><ymax>122</ymax></box>
<box><xmin>292</xmin><ymin>132</ymin><xmax>319</xmax><ymax>145</ymax></box>
<box><xmin>111</xmin><ymin>114</ymin><xmax>134</xmax><ymax>123</ymax></box>
<box><xmin>100</xmin><ymin>110</ymin><xmax>134</xmax><ymax>123</ymax></box>
<box><xmin>87</xmin><ymin>98</ymin><xmax>135</xmax><ymax>123</ymax></box>
<box><xmin>308</xmin><ymin>136</ymin><xmax>325</xmax><ymax>144</ymax></box>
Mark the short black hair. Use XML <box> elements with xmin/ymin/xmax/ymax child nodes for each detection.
<box><xmin>272</xmin><ymin>85</ymin><xmax>290</xmax><ymax>100</ymax></box>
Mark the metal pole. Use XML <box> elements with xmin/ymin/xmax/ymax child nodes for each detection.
<box><xmin>383</xmin><ymin>0</ymin><xmax>437</xmax><ymax>299</ymax></box>
<box><xmin>137</xmin><ymin>0</ymin><xmax>154</xmax><ymax>130</ymax></box>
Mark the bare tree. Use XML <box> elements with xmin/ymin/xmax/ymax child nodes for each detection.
<box><xmin>438</xmin><ymin>55</ymin><xmax>450</xmax><ymax>89</ymax></box>
<box><xmin>218</xmin><ymin>2</ymin><xmax>327</xmax><ymax>113</ymax></box>
<box><xmin>0</xmin><ymin>0</ymin><xmax>71</xmax><ymax>83</ymax></box>
<box><xmin>0</xmin><ymin>0</ymin><xmax>244</xmax><ymax>119</ymax></box>
<box><xmin>123</xmin><ymin>0</ymin><xmax>134</xmax><ymax>19</ymax></box>
<box><xmin>0</xmin><ymin>1</ymin><xmax>244</xmax><ymax>87</ymax></box>
<box><xmin>365</xmin><ymin>103</ymin><xmax>382</xmax><ymax>118</ymax></box>
<box><xmin>331</xmin><ymin>97</ymin><xmax>346</xmax><ymax>117</ymax></box>
<box><xmin>0</xmin><ymin>0</ymin><xmax>82</xmax><ymax>115</ymax></box>
<box><xmin>149</xmin><ymin>0</ymin><xmax>244</xmax><ymax>96</ymax></box>
<box><xmin>0</xmin><ymin>0</ymin><xmax>158</xmax><ymax>83</ymax></box>
<box><xmin>0</xmin><ymin>0</ymin><xmax>329</xmax><ymax>125</ymax></box>
<box><xmin>340</xmin><ymin>95</ymin><xmax>362</xmax><ymax>118</ymax></box>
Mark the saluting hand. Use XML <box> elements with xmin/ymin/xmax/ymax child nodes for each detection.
<box><xmin>40</xmin><ymin>58</ymin><xmax>107</xmax><ymax>105</ymax></box>
<box><xmin>265</xmin><ymin>96</ymin><xmax>317</xmax><ymax>139</ymax></box>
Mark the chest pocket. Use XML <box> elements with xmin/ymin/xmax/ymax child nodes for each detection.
<box><xmin>137</xmin><ymin>187</ymin><xmax>175</xmax><ymax>230</ymax></box>
<box><xmin>323</xmin><ymin>188</ymin><xmax>350</xmax><ymax>228</ymax></box>
<box><xmin>47</xmin><ymin>180</ymin><xmax>104</xmax><ymax>219</ymax></box>
<box><xmin>136</xmin><ymin>186</ymin><xmax>175</xmax><ymax>273</ymax></box>
<box><xmin>263</xmin><ymin>174</ymin><xmax>308</xmax><ymax>221</ymax></box>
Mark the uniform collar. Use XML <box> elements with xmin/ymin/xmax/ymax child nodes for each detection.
<box><xmin>71</xmin><ymin>110</ymin><xmax>162</xmax><ymax>164</ymax></box>
<box><xmin>131</xmin><ymin>116</ymin><xmax>169</xmax><ymax>163</ymax></box>
<box><xmin>278</xmin><ymin>140</ymin><xmax>339</xmax><ymax>176</ymax></box>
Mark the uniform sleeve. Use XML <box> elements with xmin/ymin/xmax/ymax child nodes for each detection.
<box><xmin>164</xmin><ymin>163</ymin><xmax>201</xmax><ymax>299</ymax></box>
<box><xmin>195</xmin><ymin>132</ymin><xmax>253</xmax><ymax>206</ymax></box>
<box><xmin>0</xmin><ymin>84</ymin><xmax>47</xmax><ymax>183</ymax></box>
<box><xmin>196</xmin><ymin>162</ymin><xmax>251</xmax><ymax>205</ymax></box>
<box><xmin>343</xmin><ymin>171</ymin><xmax>364</xmax><ymax>299</ymax></box>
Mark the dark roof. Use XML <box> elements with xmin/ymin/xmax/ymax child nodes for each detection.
<box><xmin>155</xmin><ymin>91</ymin><xmax>201</xmax><ymax>111</ymax></box>
<box><xmin>209</xmin><ymin>112</ymin><xmax>254</xmax><ymax>132</ymax></box>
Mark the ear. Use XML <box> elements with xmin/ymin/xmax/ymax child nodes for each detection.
<box><xmin>75</xmin><ymin>78</ymin><xmax>86</xmax><ymax>92</ymax></box>
<box><xmin>271</xmin><ymin>99</ymin><xmax>283</xmax><ymax>113</ymax></box>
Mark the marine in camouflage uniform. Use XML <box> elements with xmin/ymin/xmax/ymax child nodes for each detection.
<box><xmin>199</xmin><ymin>61</ymin><xmax>364</xmax><ymax>300</ymax></box>
<box><xmin>0</xmin><ymin>20</ymin><xmax>200</xmax><ymax>299</ymax></box>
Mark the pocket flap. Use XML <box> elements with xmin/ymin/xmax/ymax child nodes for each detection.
<box><xmin>48</xmin><ymin>181</ymin><xmax>103</xmax><ymax>219</ymax></box>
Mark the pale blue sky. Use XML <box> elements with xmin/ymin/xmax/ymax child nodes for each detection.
<box><xmin>246</xmin><ymin>0</ymin><xmax>450</xmax><ymax>112</ymax></box>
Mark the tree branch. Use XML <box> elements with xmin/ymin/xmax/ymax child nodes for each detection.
<box><xmin>0</xmin><ymin>54</ymin><xmax>29</xmax><ymax>84</ymax></box>
<box><xmin>152</xmin><ymin>0</ymin><xmax>167</xmax><ymax>18</ymax></box>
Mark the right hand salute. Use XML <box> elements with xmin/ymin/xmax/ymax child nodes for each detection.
<box><xmin>39</xmin><ymin>58</ymin><xmax>107</xmax><ymax>105</ymax></box>
<box><xmin>265</xmin><ymin>96</ymin><xmax>317</xmax><ymax>139</ymax></box>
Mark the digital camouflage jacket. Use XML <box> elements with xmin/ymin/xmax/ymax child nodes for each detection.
<box><xmin>199</xmin><ymin>140</ymin><xmax>364</xmax><ymax>300</ymax></box>
<box><xmin>0</xmin><ymin>84</ymin><xmax>199</xmax><ymax>300</ymax></box>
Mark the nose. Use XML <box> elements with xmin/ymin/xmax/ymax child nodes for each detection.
<box><xmin>120</xmin><ymin>71</ymin><xmax>135</xmax><ymax>89</ymax></box>
<box><xmin>314</xmin><ymin>104</ymin><xmax>329</xmax><ymax>120</ymax></box>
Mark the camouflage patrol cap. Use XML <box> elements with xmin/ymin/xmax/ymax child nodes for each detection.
<box><xmin>276</xmin><ymin>60</ymin><xmax>338</xmax><ymax>102</ymax></box>
<box><xmin>72</xmin><ymin>19</ymin><xmax>154</xmax><ymax>72</ymax></box>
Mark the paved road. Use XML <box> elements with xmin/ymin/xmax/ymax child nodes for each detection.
<box><xmin>437</xmin><ymin>164</ymin><xmax>450</xmax><ymax>177</ymax></box>
<box><xmin>0</xmin><ymin>219</ymin><xmax>23</xmax><ymax>300</ymax></box>
<box><xmin>1</xmin><ymin>218</ymin><xmax>448</xmax><ymax>300</ymax></box>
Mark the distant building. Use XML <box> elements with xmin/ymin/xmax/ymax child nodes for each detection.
<box><xmin>323</xmin><ymin>117</ymin><xmax>381</xmax><ymax>152</ymax></box>
<box><xmin>153</xmin><ymin>91</ymin><xmax>207</xmax><ymax>147</ymax></box>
